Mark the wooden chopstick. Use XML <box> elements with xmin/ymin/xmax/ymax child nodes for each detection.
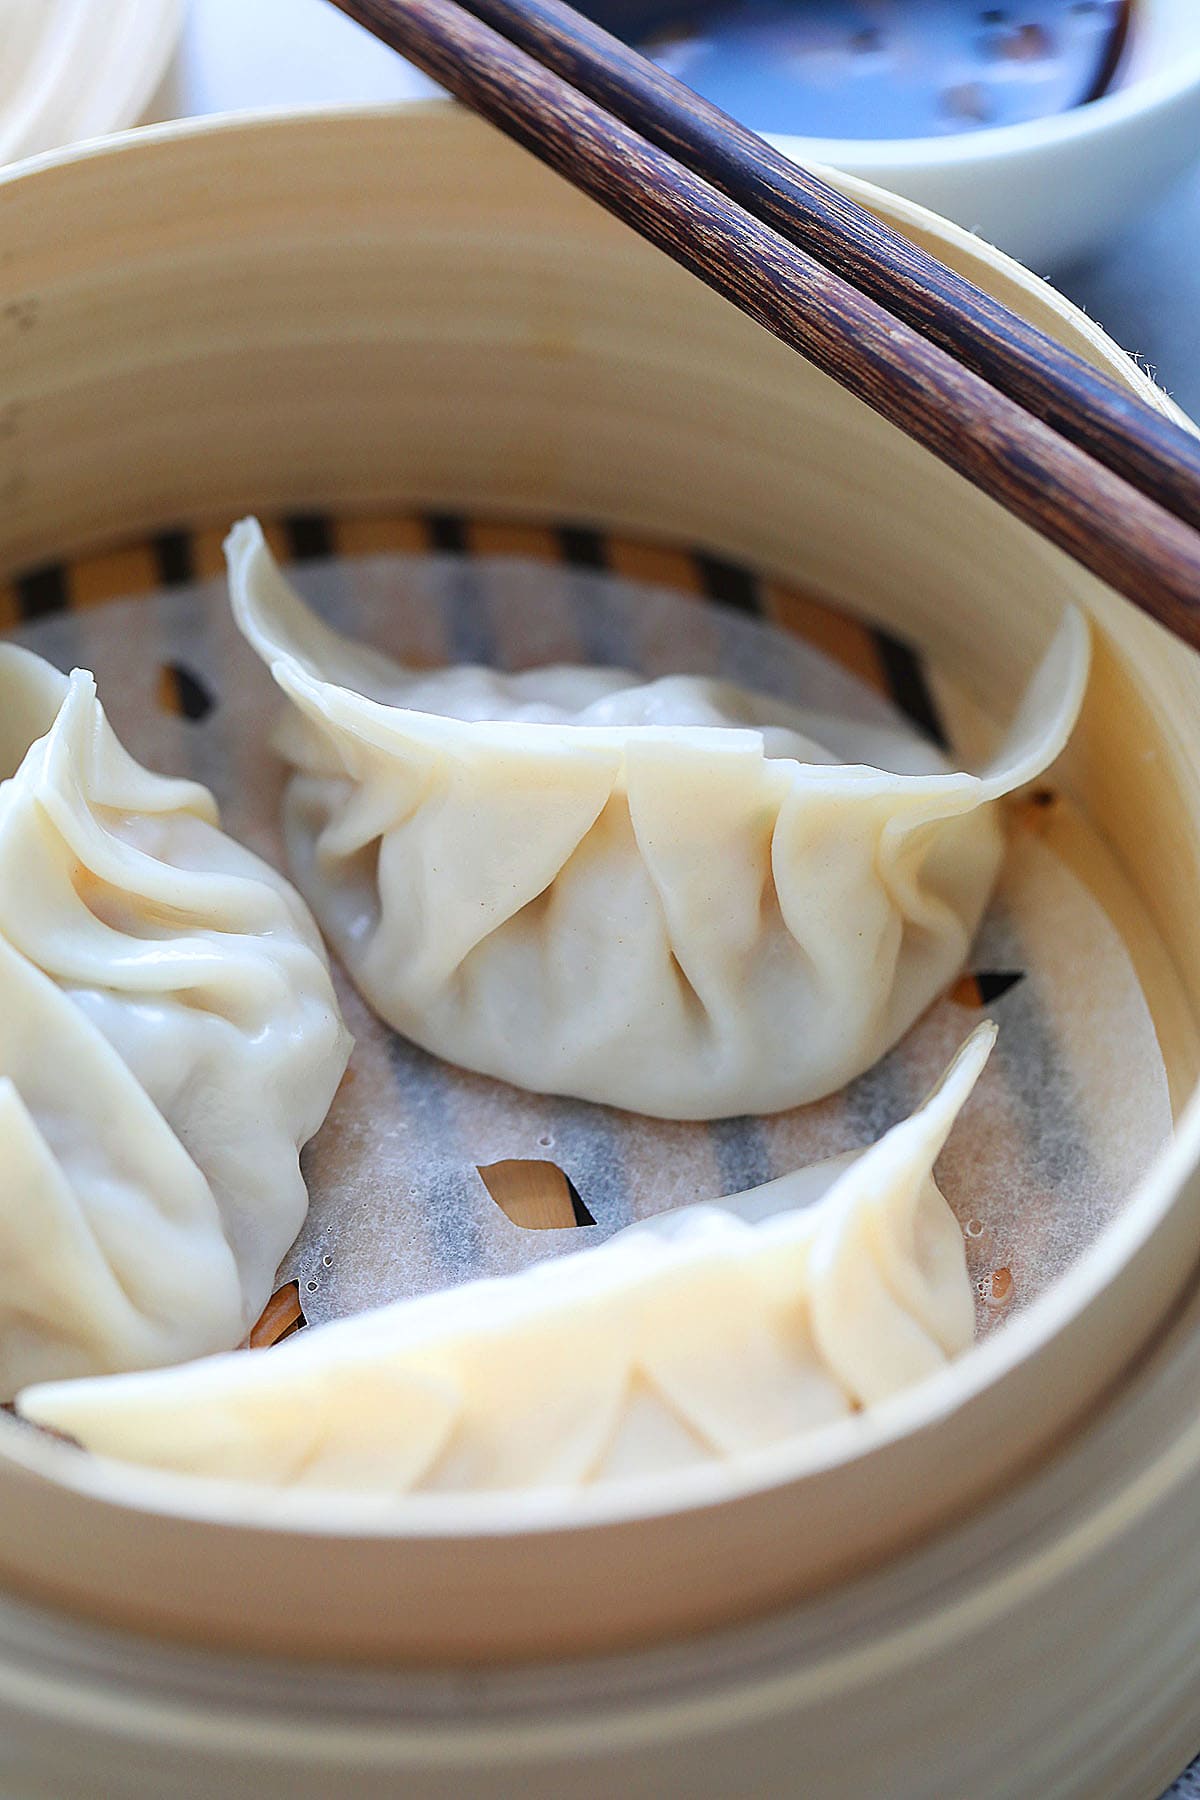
<box><xmin>462</xmin><ymin>0</ymin><xmax>1200</xmax><ymax>540</ymax></box>
<box><xmin>329</xmin><ymin>0</ymin><xmax>1200</xmax><ymax>650</ymax></box>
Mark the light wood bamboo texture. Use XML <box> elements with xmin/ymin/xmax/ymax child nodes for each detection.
<box><xmin>477</xmin><ymin>1161</ymin><xmax>581</xmax><ymax>1230</ymax></box>
<box><xmin>0</xmin><ymin>109</ymin><xmax>1197</xmax><ymax>1678</ymax></box>
<box><xmin>331</xmin><ymin>0</ymin><xmax>1200</xmax><ymax>638</ymax></box>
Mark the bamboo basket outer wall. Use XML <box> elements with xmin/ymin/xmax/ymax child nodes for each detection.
<box><xmin>0</xmin><ymin>104</ymin><xmax>1198</xmax><ymax>1771</ymax></box>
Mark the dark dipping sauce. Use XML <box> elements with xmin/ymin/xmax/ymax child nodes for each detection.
<box><xmin>581</xmin><ymin>0</ymin><xmax>1135</xmax><ymax>137</ymax></box>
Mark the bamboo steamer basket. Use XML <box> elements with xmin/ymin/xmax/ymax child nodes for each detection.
<box><xmin>1</xmin><ymin>104</ymin><xmax>1200</xmax><ymax>1796</ymax></box>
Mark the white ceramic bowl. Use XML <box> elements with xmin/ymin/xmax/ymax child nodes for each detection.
<box><xmin>769</xmin><ymin>0</ymin><xmax>1200</xmax><ymax>271</ymax></box>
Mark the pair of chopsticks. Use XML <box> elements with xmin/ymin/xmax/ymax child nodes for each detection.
<box><xmin>330</xmin><ymin>0</ymin><xmax>1200</xmax><ymax>651</ymax></box>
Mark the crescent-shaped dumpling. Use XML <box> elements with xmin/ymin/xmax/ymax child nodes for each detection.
<box><xmin>226</xmin><ymin>516</ymin><xmax>1086</xmax><ymax>1119</ymax></box>
<box><xmin>0</xmin><ymin>643</ymin><xmax>351</xmax><ymax>1398</ymax></box>
<box><xmin>19</xmin><ymin>1026</ymin><xmax>994</xmax><ymax>1492</ymax></box>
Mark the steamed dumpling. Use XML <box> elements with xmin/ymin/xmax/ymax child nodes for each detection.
<box><xmin>18</xmin><ymin>1025</ymin><xmax>994</xmax><ymax>1492</ymax></box>
<box><xmin>226</xmin><ymin>517</ymin><xmax>1087</xmax><ymax>1120</ymax></box>
<box><xmin>0</xmin><ymin>643</ymin><xmax>351</xmax><ymax>1399</ymax></box>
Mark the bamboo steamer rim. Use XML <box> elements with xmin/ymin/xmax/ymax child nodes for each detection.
<box><xmin>0</xmin><ymin>100</ymin><xmax>1191</xmax><ymax>1514</ymax></box>
<box><xmin>0</xmin><ymin>94</ymin><xmax>1186</xmax><ymax>421</ymax></box>
<box><xmin>0</xmin><ymin>106</ymin><xmax>1196</xmax><ymax>1666</ymax></box>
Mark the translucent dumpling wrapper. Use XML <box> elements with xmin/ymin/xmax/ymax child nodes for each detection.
<box><xmin>226</xmin><ymin>518</ymin><xmax>1088</xmax><ymax>1120</ymax></box>
<box><xmin>19</xmin><ymin>1025</ymin><xmax>995</xmax><ymax>1493</ymax></box>
<box><xmin>0</xmin><ymin>644</ymin><xmax>352</xmax><ymax>1400</ymax></box>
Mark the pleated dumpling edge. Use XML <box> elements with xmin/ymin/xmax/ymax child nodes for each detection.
<box><xmin>0</xmin><ymin>641</ymin><xmax>352</xmax><ymax>1400</ymax></box>
<box><xmin>226</xmin><ymin>516</ymin><xmax>1088</xmax><ymax>1119</ymax></box>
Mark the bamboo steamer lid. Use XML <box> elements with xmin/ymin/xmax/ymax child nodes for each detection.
<box><xmin>0</xmin><ymin>103</ymin><xmax>1197</xmax><ymax>1794</ymax></box>
<box><xmin>0</xmin><ymin>0</ymin><xmax>180</xmax><ymax>163</ymax></box>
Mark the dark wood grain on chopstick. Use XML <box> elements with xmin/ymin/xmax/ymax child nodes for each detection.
<box><xmin>460</xmin><ymin>0</ymin><xmax>1200</xmax><ymax>537</ymax></box>
<box><xmin>329</xmin><ymin>0</ymin><xmax>1200</xmax><ymax>647</ymax></box>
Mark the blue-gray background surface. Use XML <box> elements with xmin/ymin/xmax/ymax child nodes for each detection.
<box><xmin>1060</xmin><ymin>164</ymin><xmax>1200</xmax><ymax>426</ymax></box>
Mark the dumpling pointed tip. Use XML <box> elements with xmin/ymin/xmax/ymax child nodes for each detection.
<box><xmin>16</xmin><ymin>1361</ymin><xmax>130</xmax><ymax>1443</ymax></box>
<box><xmin>918</xmin><ymin>1017</ymin><xmax>997</xmax><ymax>1124</ymax></box>
<box><xmin>59</xmin><ymin>666</ymin><xmax>101</xmax><ymax>724</ymax></box>
<box><xmin>15</xmin><ymin>1383</ymin><xmax>70</xmax><ymax>1436</ymax></box>
<box><xmin>223</xmin><ymin>514</ymin><xmax>265</xmax><ymax>559</ymax></box>
<box><xmin>961</xmin><ymin>1014</ymin><xmax>999</xmax><ymax>1066</ymax></box>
